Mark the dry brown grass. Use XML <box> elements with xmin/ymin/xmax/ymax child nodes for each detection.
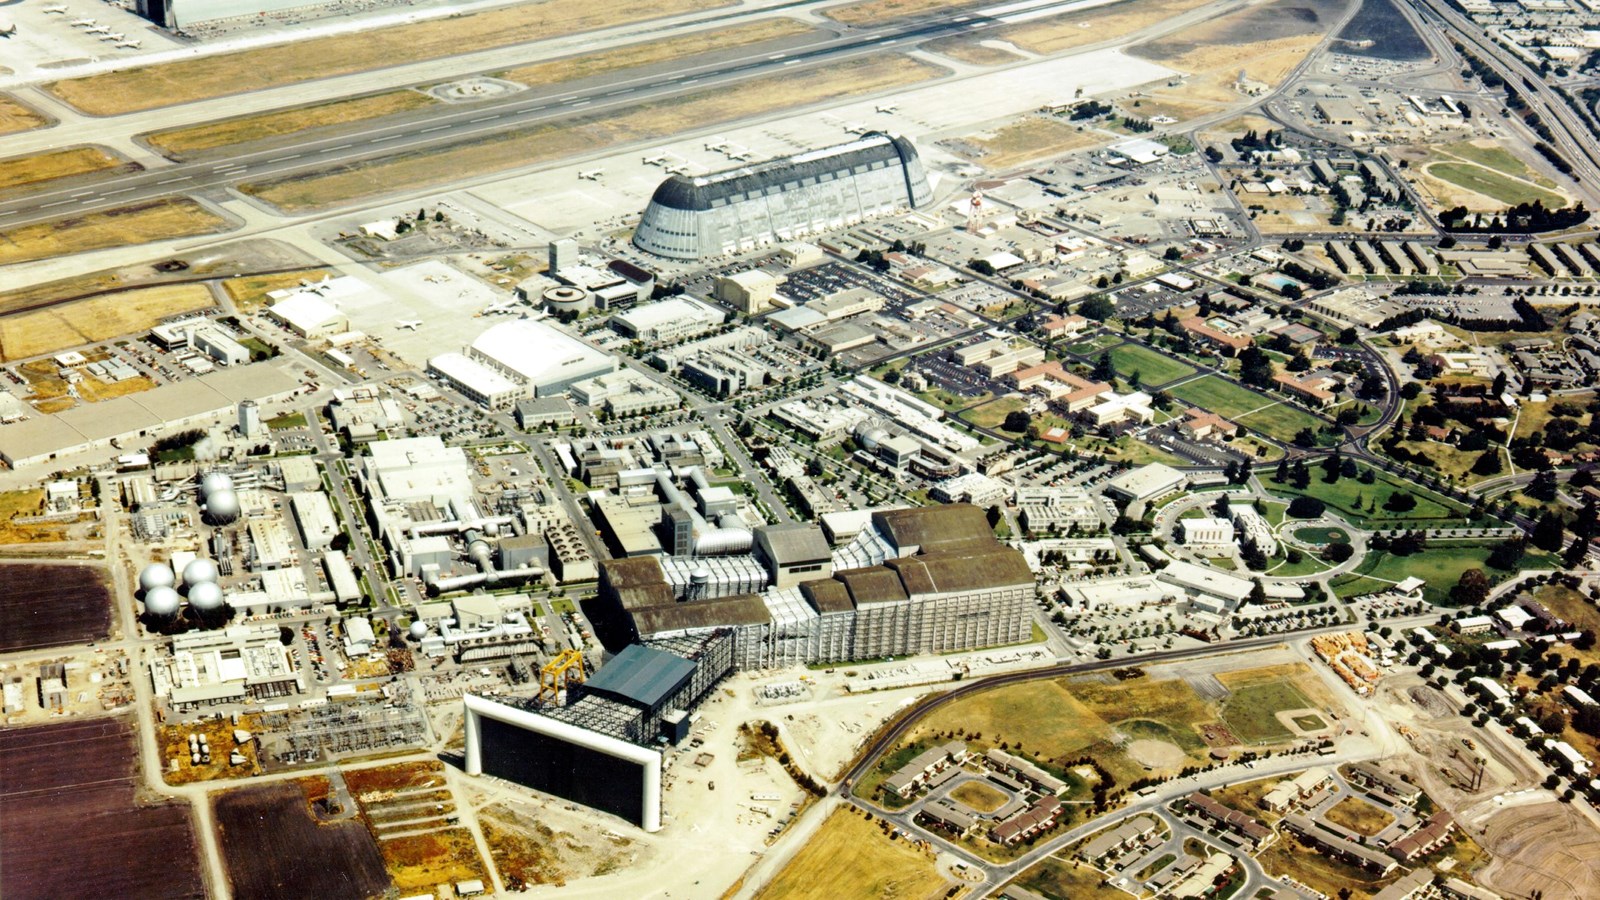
<box><xmin>950</xmin><ymin>780</ymin><xmax>1009</xmax><ymax>813</ymax></box>
<box><xmin>826</xmin><ymin>0</ymin><xmax>971</xmax><ymax>25</ymax></box>
<box><xmin>752</xmin><ymin>808</ymin><xmax>946</xmax><ymax>900</ymax></box>
<box><xmin>77</xmin><ymin>374</ymin><xmax>158</xmax><ymax>403</ymax></box>
<box><xmin>0</xmin><ymin>272</ymin><xmax>128</xmax><ymax>313</ymax></box>
<box><xmin>966</xmin><ymin>116</ymin><xmax>1105</xmax><ymax>169</ymax></box>
<box><xmin>243</xmin><ymin>55</ymin><xmax>944</xmax><ymax>212</ymax></box>
<box><xmin>0</xmin><ymin>284</ymin><xmax>215</xmax><ymax>362</ymax></box>
<box><xmin>0</xmin><ymin>488</ymin><xmax>79</xmax><ymax>544</ymax></box>
<box><xmin>220</xmin><ymin>269</ymin><xmax>332</xmax><ymax>313</ymax></box>
<box><xmin>925</xmin><ymin>36</ymin><xmax>1026</xmax><ymax>66</ymax></box>
<box><xmin>377</xmin><ymin>828</ymin><xmax>489</xmax><ymax>894</ymax></box>
<box><xmin>0</xmin><ymin>147</ymin><xmax>132</xmax><ymax>193</ymax></box>
<box><xmin>145</xmin><ymin>92</ymin><xmax>436</xmax><ymax>158</ymax></box>
<box><xmin>47</xmin><ymin>0</ymin><xmax>730</xmax><ymax>116</ymax></box>
<box><xmin>501</xmin><ymin>19</ymin><xmax>811</xmax><ymax>85</ymax></box>
<box><xmin>1324</xmin><ymin>796</ymin><xmax>1394</xmax><ymax>837</ymax></box>
<box><xmin>344</xmin><ymin>760</ymin><xmax>446</xmax><ymax>797</ymax></box>
<box><xmin>0</xmin><ymin>95</ymin><xmax>47</xmax><ymax>135</ymax></box>
<box><xmin>158</xmin><ymin>715</ymin><xmax>265</xmax><ymax>785</ymax></box>
<box><xmin>999</xmin><ymin>0</ymin><xmax>1219</xmax><ymax>56</ymax></box>
<box><xmin>1130</xmin><ymin>0</ymin><xmax>1349</xmax><ymax>102</ymax></box>
<box><xmin>0</xmin><ymin>199</ymin><xmax>230</xmax><ymax>268</ymax></box>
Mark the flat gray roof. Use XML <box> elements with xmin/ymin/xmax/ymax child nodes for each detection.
<box><xmin>585</xmin><ymin>644</ymin><xmax>696</xmax><ymax>710</ymax></box>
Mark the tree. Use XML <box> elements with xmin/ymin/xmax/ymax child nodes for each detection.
<box><xmin>1384</xmin><ymin>491</ymin><xmax>1417</xmax><ymax>512</ymax></box>
<box><xmin>1337</xmin><ymin>327</ymin><xmax>1359</xmax><ymax>345</ymax></box>
<box><xmin>1249</xmin><ymin>579</ymin><xmax>1267</xmax><ymax>605</ymax></box>
<box><xmin>1451</xmin><ymin>568</ymin><xmax>1491</xmax><ymax>607</ymax></box>
<box><xmin>1003</xmin><ymin>410</ymin><xmax>1032</xmax><ymax>433</ymax></box>
<box><xmin>1324</xmin><ymin>542</ymin><xmax>1355</xmax><ymax>563</ymax></box>
<box><xmin>1532</xmin><ymin>510</ymin><xmax>1567</xmax><ymax>552</ymax></box>
<box><xmin>1566</xmin><ymin>536</ymin><xmax>1591</xmax><ymax>569</ymax></box>
<box><xmin>1471</xmin><ymin>450</ymin><xmax>1504</xmax><ymax>476</ymax></box>
<box><xmin>1079</xmin><ymin>294</ymin><xmax>1115</xmax><ymax>321</ymax></box>
<box><xmin>1164</xmin><ymin>246</ymin><xmax>1183</xmax><ymax>261</ymax></box>
<box><xmin>1288</xmin><ymin>496</ymin><xmax>1326</xmax><ymax>518</ymax></box>
<box><xmin>1093</xmin><ymin>351</ymin><xmax>1116</xmax><ymax>383</ymax></box>
<box><xmin>1293</xmin><ymin>427</ymin><xmax>1318</xmax><ymax>448</ymax></box>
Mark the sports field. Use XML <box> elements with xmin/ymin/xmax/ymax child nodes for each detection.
<box><xmin>1168</xmin><ymin>375</ymin><xmax>1325</xmax><ymax>441</ymax></box>
<box><xmin>1220</xmin><ymin>680</ymin><xmax>1312</xmax><ymax>744</ymax></box>
<box><xmin>1107</xmin><ymin>342</ymin><xmax>1195</xmax><ymax>386</ymax></box>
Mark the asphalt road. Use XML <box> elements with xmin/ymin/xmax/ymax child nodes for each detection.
<box><xmin>0</xmin><ymin>0</ymin><xmax>1118</xmax><ymax>228</ymax></box>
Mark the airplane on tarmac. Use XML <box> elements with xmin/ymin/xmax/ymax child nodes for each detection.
<box><xmin>44</xmin><ymin>6</ymin><xmax>70</xmax><ymax>14</ymax></box>
<box><xmin>115</xmin><ymin>38</ymin><xmax>141</xmax><ymax>48</ymax></box>
<box><xmin>577</xmin><ymin>169</ymin><xmax>603</xmax><ymax>181</ymax></box>
<box><xmin>395</xmin><ymin>320</ymin><xmax>421</xmax><ymax>331</ymax></box>
<box><xmin>70</xmin><ymin>17</ymin><xmax>96</xmax><ymax>27</ymax></box>
<box><xmin>99</xmin><ymin>32</ymin><xmax>125</xmax><ymax>41</ymax></box>
<box><xmin>641</xmin><ymin>151</ymin><xmax>669</xmax><ymax>166</ymax></box>
<box><xmin>481</xmin><ymin>300</ymin><xmax>519</xmax><ymax>316</ymax></box>
<box><xmin>875</xmin><ymin>104</ymin><xmax>899</xmax><ymax>114</ymax></box>
<box><xmin>86</xmin><ymin>24</ymin><xmax>110</xmax><ymax>33</ymax></box>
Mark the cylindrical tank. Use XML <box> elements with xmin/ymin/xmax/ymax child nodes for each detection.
<box><xmin>408</xmin><ymin>621</ymin><xmax>430</xmax><ymax>641</ymax></box>
<box><xmin>139</xmin><ymin>563</ymin><xmax>176</xmax><ymax>593</ymax></box>
<box><xmin>143</xmin><ymin>586</ymin><xmax>181</xmax><ymax>618</ymax></box>
<box><xmin>204</xmin><ymin>489</ymin><xmax>241</xmax><ymax>524</ymax></box>
<box><xmin>188</xmin><ymin>581</ymin><xmax>225</xmax><ymax>612</ymax></box>
<box><xmin>183</xmin><ymin>558</ymin><xmax>219</xmax><ymax>586</ymax></box>
<box><xmin>542</xmin><ymin>285</ymin><xmax>594</xmax><ymax>314</ymax></box>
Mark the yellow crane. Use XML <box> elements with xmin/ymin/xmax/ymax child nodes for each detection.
<box><xmin>538</xmin><ymin>649</ymin><xmax>586</xmax><ymax>703</ymax></box>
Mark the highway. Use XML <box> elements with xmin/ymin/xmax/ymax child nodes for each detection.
<box><xmin>0</xmin><ymin>0</ymin><xmax>1211</xmax><ymax>228</ymax></box>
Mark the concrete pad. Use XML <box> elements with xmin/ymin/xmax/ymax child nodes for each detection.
<box><xmin>339</xmin><ymin>259</ymin><xmax>513</xmax><ymax>366</ymax></box>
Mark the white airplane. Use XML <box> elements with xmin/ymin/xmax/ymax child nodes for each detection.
<box><xmin>875</xmin><ymin>104</ymin><xmax>898</xmax><ymax>114</ymax></box>
<box><xmin>70</xmin><ymin>17</ymin><xmax>96</xmax><ymax>27</ymax></box>
<box><xmin>99</xmin><ymin>32</ymin><xmax>125</xmax><ymax>41</ymax></box>
<box><xmin>481</xmin><ymin>300</ymin><xmax>519</xmax><ymax>316</ymax></box>
<box><xmin>577</xmin><ymin>169</ymin><xmax>603</xmax><ymax>181</ymax></box>
<box><xmin>705</xmin><ymin>139</ymin><xmax>729</xmax><ymax>152</ymax></box>
<box><xmin>115</xmin><ymin>38</ymin><xmax>141</xmax><ymax>48</ymax></box>
<box><xmin>641</xmin><ymin>152</ymin><xmax>668</xmax><ymax>166</ymax></box>
<box><xmin>395</xmin><ymin>320</ymin><xmax>421</xmax><ymax>331</ymax></box>
<box><xmin>87</xmin><ymin>24</ymin><xmax>110</xmax><ymax>33</ymax></box>
<box><xmin>843</xmin><ymin>121</ymin><xmax>867</xmax><ymax>134</ymax></box>
<box><xmin>44</xmin><ymin>6</ymin><xmax>69</xmax><ymax>14</ymax></box>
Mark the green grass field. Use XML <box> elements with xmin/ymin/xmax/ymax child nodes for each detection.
<box><xmin>1443</xmin><ymin>141</ymin><xmax>1551</xmax><ymax>185</ymax></box>
<box><xmin>1067</xmin><ymin>333</ymin><xmax>1123</xmax><ymax>355</ymax></box>
<box><xmin>1293</xmin><ymin>526</ymin><xmax>1350</xmax><ymax>544</ymax></box>
<box><xmin>1168</xmin><ymin>375</ymin><xmax>1326</xmax><ymax>442</ymax></box>
<box><xmin>1428</xmin><ymin>162</ymin><xmax>1566</xmax><ymax>208</ymax></box>
<box><xmin>1263</xmin><ymin>464</ymin><xmax>1470</xmax><ymax>527</ymax></box>
<box><xmin>1106</xmin><ymin>343</ymin><xmax>1195</xmax><ymax>386</ymax></box>
<box><xmin>1331</xmin><ymin>541</ymin><xmax>1560</xmax><ymax>605</ymax></box>
<box><xmin>1220</xmin><ymin>680</ymin><xmax>1314</xmax><ymax>744</ymax></box>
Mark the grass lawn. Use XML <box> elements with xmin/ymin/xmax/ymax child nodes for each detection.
<box><xmin>1009</xmin><ymin>856</ymin><xmax>1129</xmax><ymax>900</ymax></box>
<box><xmin>1324</xmin><ymin>797</ymin><xmax>1394</xmax><ymax>837</ymax></box>
<box><xmin>265</xmin><ymin>411</ymin><xmax>306</xmax><ymax>430</ymax></box>
<box><xmin>753</xmin><ymin>808</ymin><xmax>945</xmax><ymax>900</ymax></box>
<box><xmin>1234</xmin><ymin>401</ymin><xmax>1329</xmax><ymax>444</ymax></box>
<box><xmin>1443</xmin><ymin>140</ymin><xmax>1551</xmax><ymax>184</ymax></box>
<box><xmin>950</xmin><ymin>781</ymin><xmax>1009</xmax><ymax>813</ymax></box>
<box><xmin>1262</xmin><ymin>464</ymin><xmax>1471</xmax><ymax>527</ymax></box>
<box><xmin>1219</xmin><ymin>680</ymin><xmax>1314</xmax><ymax>744</ymax></box>
<box><xmin>1292</xmin><ymin>526</ymin><xmax>1350</xmax><ymax>544</ymax></box>
<box><xmin>1169</xmin><ymin>375</ymin><xmax>1327</xmax><ymax>442</ymax></box>
<box><xmin>1135</xmin><ymin>852</ymin><xmax>1178</xmax><ymax>881</ymax></box>
<box><xmin>1427</xmin><ymin>162</ymin><xmax>1566</xmax><ymax>208</ymax></box>
<box><xmin>961</xmin><ymin>396</ymin><xmax>1029</xmax><ymax>431</ymax></box>
<box><xmin>1331</xmin><ymin>541</ymin><xmax>1560</xmax><ymax>605</ymax></box>
<box><xmin>1266</xmin><ymin>551</ymin><xmax>1335</xmax><ymax>578</ymax></box>
<box><xmin>1107</xmin><ymin>343</ymin><xmax>1195</xmax><ymax>386</ymax></box>
<box><xmin>1258</xmin><ymin>835</ymin><xmax>1400</xmax><ymax>900</ymax></box>
<box><xmin>1067</xmin><ymin>333</ymin><xmax>1122</xmax><ymax>355</ymax></box>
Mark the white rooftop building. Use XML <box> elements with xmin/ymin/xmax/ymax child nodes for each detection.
<box><xmin>1106</xmin><ymin>463</ymin><xmax>1187</xmax><ymax>503</ymax></box>
<box><xmin>268</xmin><ymin>292</ymin><xmax>350</xmax><ymax>339</ymax></box>
<box><xmin>1180</xmin><ymin>517</ymin><xmax>1234</xmax><ymax>546</ymax></box>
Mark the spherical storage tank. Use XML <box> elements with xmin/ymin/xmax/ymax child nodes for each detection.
<box><xmin>200</xmin><ymin>472</ymin><xmax>234</xmax><ymax>495</ymax></box>
<box><xmin>204</xmin><ymin>489</ymin><xmax>241</xmax><ymax>524</ymax></box>
<box><xmin>139</xmin><ymin>562</ymin><xmax>176</xmax><ymax>593</ymax></box>
<box><xmin>183</xmin><ymin>558</ymin><xmax>219</xmax><ymax>586</ymax></box>
<box><xmin>143</xmin><ymin>586</ymin><xmax>181</xmax><ymax>618</ymax></box>
<box><xmin>408</xmin><ymin>621</ymin><xmax>430</xmax><ymax>641</ymax></box>
<box><xmin>188</xmin><ymin>581</ymin><xmax>225</xmax><ymax>612</ymax></box>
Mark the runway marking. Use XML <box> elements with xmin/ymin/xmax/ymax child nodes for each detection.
<box><xmin>783</xmin><ymin>58</ymin><xmax>801</xmax><ymax>65</ymax></box>
<box><xmin>683</xmin><ymin>79</ymin><xmax>700</xmax><ymax>85</ymax></box>
<box><xmin>879</xmin><ymin>38</ymin><xmax>898</xmax><ymax>44</ymax></box>
<box><xmin>559</xmin><ymin>96</ymin><xmax>578</xmax><ymax>102</ymax></box>
<box><xmin>372</xmin><ymin>134</ymin><xmax>403</xmax><ymax>142</ymax></box>
<box><xmin>419</xmin><ymin>125</ymin><xmax>450</xmax><ymax>133</ymax></box>
<box><xmin>570</xmin><ymin>100</ymin><xmax>592</xmax><ymax>108</ymax></box>
<box><xmin>70</xmin><ymin>190</ymin><xmax>94</xmax><ymax>197</ymax></box>
<box><xmin>768</xmin><ymin>53</ymin><xmax>786</xmax><ymax>59</ymax></box>
<box><xmin>104</xmin><ymin>187</ymin><xmax>134</xmax><ymax>195</ymax></box>
<box><xmin>41</xmin><ymin>199</ymin><xmax>74</xmax><ymax>208</ymax></box>
<box><xmin>320</xmin><ymin>143</ymin><xmax>355</xmax><ymax>152</ymax></box>
<box><xmin>266</xmin><ymin>154</ymin><xmax>301</xmax><ymax>162</ymax></box>
<box><xmin>606</xmin><ymin>89</ymin><xmax>632</xmax><ymax>96</ymax></box>
<box><xmin>470</xmin><ymin>115</ymin><xmax>500</xmax><ymax>122</ymax></box>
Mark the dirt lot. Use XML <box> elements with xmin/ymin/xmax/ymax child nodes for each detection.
<box><xmin>0</xmin><ymin>95</ymin><xmax>47</xmax><ymax>135</ymax></box>
<box><xmin>925</xmin><ymin>36</ymin><xmax>1026</xmax><ymax>66</ymax></box>
<box><xmin>221</xmin><ymin>269</ymin><xmax>332</xmax><ymax>313</ymax></box>
<box><xmin>242</xmin><ymin>55</ymin><xmax>943</xmax><ymax>212</ymax></box>
<box><xmin>753</xmin><ymin>806</ymin><xmax>947</xmax><ymax>900</ymax></box>
<box><xmin>479</xmin><ymin>800</ymin><xmax>639</xmax><ymax>889</ymax></box>
<box><xmin>159</xmin><ymin>714</ymin><xmax>265</xmax><ymax>785</ymax></box>
<box><xmin>963</xmin><ymin>115</ymin><xmax>1106</xmax><ymax>170</ymax></box>
<box><xmin>0</xmin><ymin>488</ymin><xmax>90</xmax><ymax>544</ymax></box>
<box><xmin>1130</xmin><ymin>0</ymin><xmax>1350</xmax><ymax>103</ymax></box>
<box><xmin>0</xmin><ymin>283</ymin><xmax>215</xmax><ymax>362</ymax></box>
<box><xmin>214</xmin><ymin>781</ymin><xmax>390</xmax><ymax>899</ymax></box>
<box><xmin>0</xmin><ymin>199</ymin><xmax>230</xmax><ymax>268</ymax></box>
<box><xmin>146</xmin><ymin>91</ymin><xmax>437</xmax><ymax>158</ymax></box>
<box><xmin>0</xmin><ymin>718</ymin><xmax>205</xmax><ymax>900</ymax></box>
<box><xmin>0</xmin><ymin>146</ymin><xmax>134</xmax><ymax>193</ymax></box>
<box><xmin>1475</xmin><ymin>799</ymin><xmax>1600</xmax><ymax>898</ymax></box>
<box><xmin>0</xmin><ymin>563</ymin><xmax>112</xmax><ymax>652</ymax></box>
<box><xmin>47</xmin><ymin>0</ymin><xmax>731</xmax><ymax>115</ymax></box>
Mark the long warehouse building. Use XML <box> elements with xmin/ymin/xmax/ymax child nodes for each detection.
<box><xmin>633</xmin><ymin>132</ymin><xmax>933</xmax><ymax>260</ymax></box>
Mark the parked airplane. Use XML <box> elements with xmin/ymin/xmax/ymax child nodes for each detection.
<box><xmin>86</xmin><ymin>24</ymin><xmax>110</xmax><ymax>33</ymax></box>
<box><xmin>577</xmin><ymin>169</ymin><xmax>603</xmax><ymax>181</ymax></box>
<box><xmin>481</xmin><ymin>300</ymin><xmax>519</xmax><ymax>316</ymax></box>
<box><xmin>70</xmin><ymin>17</ymin><xmax>96</xmax><ymax>27</ymax></box>
<box><xmin>100</xmin><ymin>32</ymin><xmax>125</xmax><ymax>41</ymax></box>
<box><xmin>115</xmin><ymin>38</ymin><xmax>141</xmax><ymax>48</ymax></box>
<box><xmin>641</xmin><ymin>152</ymin><xmax>668</xmax><ymax>166</ymax></box>
<box><xmin>395</xmin><ymin>320</ymin><xmax>421</xmax><ymax>331</ymax></box>
<box><xmin>44</xmin><ymin>6</ymin><xmax>70</xmax><ymax>14</ymax></box>
<box><xmin>0</xmin><ymin>19</ymin><xmax>14</xmax><ymax>36</ymax></box>
<box><xmin>875</xmin><ymin>104</ymin><xmax>899</xmax><ymax>114</ymax></box>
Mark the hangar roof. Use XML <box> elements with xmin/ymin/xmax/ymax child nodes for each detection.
<box><xmin>629</xmin><ymin>594</ymin><xmax>771</xmax><ymax>636</ymax></box>
<box><xmin>584</xmin><ymin>644</ymin><xmax>696</xmax><ymax>710</ymax></box>
<box><xmin>647</xmin><ymin>133</ymin><xmax>919</xmax><ymax>212</ymax></box>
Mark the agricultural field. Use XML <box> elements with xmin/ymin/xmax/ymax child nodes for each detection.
<box><xmin>1107</xmin><ymin>342</ymin><xmax>1196</xmax><ymax>386</ymax></box>
<box><xmin>0</xmin><ymin>563</ymin><xmax>111</xmax><ymax>652</ymax></box>
<box><xmin>1262</xmin><ymin>462</ymin><xmax>1471</xmax><ymax>527</ymax></box>
<box><xmin>752</xmin><ymin>807</ymin><xmax>946</xmax><ymax>900</ymax></box>
<box><xmin>47</xmin><ymin>0</ymin><xmax>730</xmax><ymax>115</ymax></box>
<box><xmin>241</xmin><ymin>55</ymin><xmax>943</xmax><ymax>211</ymax></box>
<box><xmin>1332</xmin><ymin>541</ymin><xmax>1560</xmax><ymax>605</ymax></box>
<box><xmin>0</xmin><ymin>146</ymin><xmax>134</xmax><ymax>193</ymax></box>
<box><xmin>0</xmin><ymin>284</ymin><xmax>215</xmax><ymax>363</ymax></box>
<box><xmin>0</xmin><ymin>718</ymin><xmax>205</xmax><ymax>900</ymax></box>
<box><xmin>214</xmin><ymin>781</ymin><xmax>391</xmax><ymax>900</ymax></box>
<box><xmin>0</xmin><ymin>199</ymin><xmax>230</xmax><ymax>268</ymax></box>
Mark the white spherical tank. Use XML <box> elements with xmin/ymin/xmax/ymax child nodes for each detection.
<box><xmin>205</xmin><ymin>489</ymin><xmax>241</xmax><ymax>524</ymax></box>
<box><xmin>188</xmin><ymin>581</ymin><xmax>225</xmax><ymax>612</ymax></box>
<box><xmin>183</xmin><ymin>558</ymin><xmax>219</xmax><ymax>586</ymax></box>
<box><xmin>143</xmin><ymin>586</ymin><xmax>181</xmax><ymax>618</ymax></box>
<box><xmin>200</xmin><ymin>472</ymin><xmax>234</xmax><ymax>495</ymax></box>
<box><xmin>408</xmin><ymin>621</ymin><xmax>430</xmax><ymax>641</ymax></box>
<box><xmin>138</xmin><ymin>563</ymin><xmax>176</xmax><ymax>593</ymax></box>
